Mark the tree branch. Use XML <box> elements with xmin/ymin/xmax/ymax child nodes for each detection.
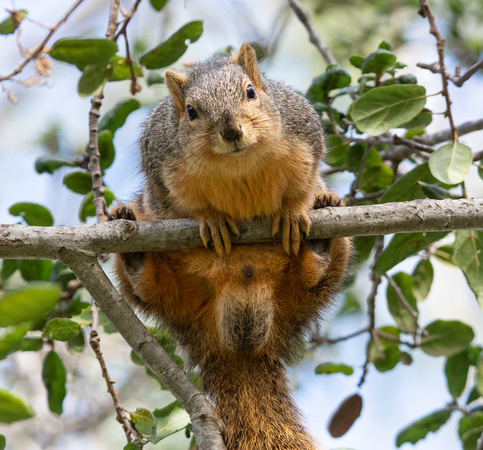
<box><xmin>0</xmin><ymin>0</ymin><xmax>85</xmax><ymax>82</ymax></box>
<box><xmin>419</xmin><ymin>0</ymin><xmax>458</xmax><ymax>143</ymax></box>
<box><xmin>0</xmin><ymin>199</ymin><xmax>481</xmax><ymax>259</ymax></box>
<box><xmin>417</xmin><ymin>59</ymin><xmax>483</xmax><ymax>87</ymax></box>
<box><xmin>417</xmin><ymin>118</ymin><xmax>483</xmax><ymax>146</ymax></box>
<box><xmin>59</xmin><ymin>251</ymin><xmax>226</xmax><ymax>450</ymax></box>
<box><xmin>286</xmin><ymin>0</ymin><xmax>337</xmax><ymax>65</ymax></box>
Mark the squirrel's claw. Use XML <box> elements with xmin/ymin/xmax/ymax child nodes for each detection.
<box><xmin>313</xmin><ymin>192</ymin><xmax>344</xmax><ymax>209</ymax></box>
<box><xmin>107</xmin><ymin>206</ymin><xmax>137</xmax><ymax>221</ymax></box>
<box><xmin>199</xmin><ymin>214</ymin><xmax>239</xmax><ymax>257</ymax></box>
<box><xmin>273</xmin><ymin>211</ymin><xmax>311</xmax><ymax>256</ymax></box>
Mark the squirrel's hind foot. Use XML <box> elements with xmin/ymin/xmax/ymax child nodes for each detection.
<box><xmin>313</xmin><ymin>192</ymin><xmax>344</xmax><ymax>209</ymax></box>
<box><xmin>107</xmin><ymin>206</ymin><xmax>144</xmax><ymax>272</ymax></box>
<box><xmin>198</xmin><ymin>213</ymin><xmax>240</xmax><ymax>257</ymax></box>
<box><xmin>107</xmin><ymin>206</ymin><xmax>137</xmax><ymax>221</ymax></box>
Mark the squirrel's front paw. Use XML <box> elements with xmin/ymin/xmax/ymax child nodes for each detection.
<box><xmin>272</xmin><ymin>210</ymin><xmax>311</xmax><ymax>256</ymax></box>
<box><xmin>107</xmin><ymin>206</ymin><xmax>137</xmax><ymax>221</ymax></box>
<box><xmin>198</xmin><ymin>213</ymin><xmax>240</xmax><ymax>257</ymax></box>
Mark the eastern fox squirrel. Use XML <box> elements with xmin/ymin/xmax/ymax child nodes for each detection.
<box><xmin>138</xmin><ymin>42</ymin><xmax>325</xmax><ymax>256</ymax></box>
<box><xmin>110</xmin><ymin>195</ymin><xmax>350</xmax><ymax>449</ymax></box>
<box><xmin>109</xmin><ymin>43</ymin><xmax>351</xmax><ymax>448</ymax></box>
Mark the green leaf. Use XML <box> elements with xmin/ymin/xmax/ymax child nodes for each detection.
<box><xmin>0</xmin><ymin>285</ymin><xmax>60</xmax><ymax>327</ymax></box>
<box><xmin>0</xmin><ymin>10</ymin><xmax>27</xmax><ymax>35</ymax></box>
<box><xmin>467</xmin><ymin>387</ymin><xmax>481</xmax><ymax>405</ymax></box>
<box><xmin>378</xmin><ymin>41</ymin><xmax>391</xmax><ymax>51</ymax></box>
<box><xmin>42</xmin><ymin>351</ymin><xmax>66</xmax><ymax>415</ymax></box>
<box><xmin>369</xmin><ymin>326</ymin><xmax>401</xmax><ymax>372</ymax></box>
<box><xmin>349</xmin><ymin>55</ymin><xmax>364</xmax><ymax>69</ymax></box>
<box><xmin>453</xmin><ymin>231</ymin><xmax>483</xmax><ymax>307</ymax></box>
<box><xmin>21</xmin><ymin>337</ymin><xmax>43</xmax><ymax>352</ymax></box>
<box><xmin>130</xmin><ymin>408</ymin><xmax>157</xmax><ymax>437</ymax></box>
<box><xmin>79</xmin><ymin>188</ymin><xmax>115</xmax><ymax>222</ymax></box>
<box><xmin>345</xmin><ymin>143</ymin><xmax>366</xmax><ymax>173</ymax></box>
<box><xmin>49</xmin><ymin>38</ymin><xmax>118</xmax><ymax>70</ymax></box>
<box><xmin>152</xmin><ymin>401</ymin><xmax>191</xmax><ymax>442</ymax></box>
<box><xmin>150</xmin><ymin>0</ymin><xmax>168</xmax><ymax>11</ymax></box>
<box><xmin>429</xmin><ymin>142</ymin><xmax>472</xmax><ymax>185</ymax></box>
<box><xmin>433</xmin><ymin>245</ymin><xmax>456</xmax><ymax>267</ymax></box>
<box><xmin>108</xmin><ymin>56</ymin><xmax>143</xmax><ymax>82</ymax></box>
<box><xmin>1</xmin><ymin>259</ymin><xmax>18</xmax><ymax>281</ymax></box>
<box><xmin>315</xmin><ymin>363</ymin><xmax>353</xmax><ymax>376</ymax></box>
<box><xmin>0</xmin><ymin>389</ymin><xmax>35</xmax><ymax>423</ymax></box>
<box><xmin>77</xmin><ymin>63</ymin><xmax>111</xmax><ymax>97</ymax></box>
<box><xmin>0</xmin><ymin>324</ymin><xmax>30</xmax><ymax>360</ymax></box>
<box><xmin>445</xmin><ymin>351</ymin><xmax>470</xmax><ymax>398</ymax></box>
<box><xmin>140</xmin><ymin>21</ymin><xmax>203</xmax><ymax>69</ymax></box>
<box><xmin>9</xmin><ymin>202</ymin><xmax>54</xmax><ymax>226</ymax></box>
<box><xmin>353</xmin><ymin>235</ymin><xmax>376</xmax><ymax>264</ymax></box>
<box><xmin>42</xmin><ymin>318</ymin><xmax>81</xmax><ymax>342</ymax></box>
<box><xmin>420</xmin><ymin>320</ymin><xmax>475</xmax><ymax>357</ymax></box>
<box><xmin>63</xmin><ymin>171</ymin><xmax>92</xmax><ymax>194</ymax></box>
<box><xmin>359</xmin><ymin>163</ymin><xmax>393</xmax><ymax>193</ymax></box>
<box><xmin>325</xmin><ymin>135</ymin><xmax>349</xmax><ymax>167</ymax></box>
<box><xmin>398</xmin><ymin>74</ymin><xmax>418</xmax><ymax>85</ymax></box>
<box><xmin>19</xmin><ymin>259</ymin><xmax>53</xmax><ymax>282</ymax></box>
<box><xmin>380</xmin><ymin>162</ymin><xmax>439</xmax><ymax>203</ymax></box>
<box><xmin>459</xmin><ymin>413</ymin><xmax>483</xmax><ymax>450</ymax></box>
<box><xmin>98</xmin><ymin>130</ymin><xmax>115</xmax><ymax>170</ymax></box>
<box><xmin>398</xmin><ymin>108</ymin><xmax>432</xmax><ymax>130</ymax></box>
<box><xmin>99</xmin><ymin>99</ymin><xmax>141</xmax><ymax>136</ymax></box>
<box><xmin>0</xmin><ymin>434</ymin><xmax>5</xmax><ymax>450</ymax></box>
<box><xmin>350</xmin><ymin>85</ymin><xmax>426</xmax><ymax>136</ymax></box>
<box><xmin>386</xmin><ymin>272</ymin><xmax>419</xmax><ymax>334</ymax></box>
<box><xmin>146</xmin><ymin>72</ymin><xmax>165</xmax><ymax>86</ymax></box>
<box><xmin>35</xmin><ymin>156</ymin><xmax>76</xmax><ymax>174</ymax></box>
<box><xmin>67</xmin><ymin>329</ymin><xmax>85</xmax><ymax>354</ymax></box>
<box><xmin>361</xmin><ymin>49</ymin><xmax>397</xmax><ymax>75</ymax></box>
<box><xmin>306</xmin><ymin>66</ymin><xmax>351</xmax><ymax>102</ymax></box>
<box><xmin>396</xmin><ymin>409</ymin><xmax>452</xmax><ymax>447</ymax></box>
<box><xmin>418</xmin><ymin>181</ymin><xmax>459</xmax><ymax>200</ymax></box>
<box><xmin>412</xmin><ymin>259</ymin><xmax>434</xmax><ymax>301</ymax></box>
<box><xmin>377</xmin><ymin>232</ymin><xmax>447</xmax><ymax>276</ymax></box>
<box><xmin>477</xmin><ymin>352</ymin><xmax>483</xmax><ymax>396</ymax></box>
<box><xmin>123</xmin><ymin>444</ymin><xmax>139</xmax><ymax>450</ymax></box>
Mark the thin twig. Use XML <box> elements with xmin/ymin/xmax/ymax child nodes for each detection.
<box><xmin>114</xmin><ymin>0</ymin><xmax>143</xmax><ymax>40</ymax></box>
<box><xmin>417</xmin><ymin>117</ymin><xmax>483</xmax><ymax>146</ymax></box>
<box><xmin>90</xmin><ymin>303</ymin><xmax>138</xmax><ymax>442</ymax></box>
<box><xmin>86</xmin><ymin>1</ymin><xmax>135</xmax><ymax>444</ymax></box>
<box><xmin>311</xmin><ymin>327</ymin><xmax>369</xmax><ymax>346</ymax></box>
<box><xmin>349</xmin><ymin>142</ymin><xmax>371</xmax><ymax>199</ymax></box>
<box><xmin>385</xmin><ymin>274</ymin><xmax>420</xmax><ymax>341</ymax></box>
<box><xmin>286</xmin><ymin>0</ymin><xmax>337</xmax><ymax>65</ymax></box>
<box><xmin>0</xmin><ymin>0</ymin><xmax>85</xmax><ymax>82</ymax></box>
<box><xmin>417</xmin><ymin>59</ymin><xmax>483</xmax><ymax>87</ymax></box>
<box><xmin>358</xmin><ymin>235</ymin><xmax>384</xmax><ymax>388</ymax></box>
<box><xmin>418</xmin><ymin>0</ymin><xmax>458</xmax><ymax>143</ymax></box>
<box><xmin>121</xmin><ymin>30</ymin><xmax>140</xmax><ymax>96</ymax></box>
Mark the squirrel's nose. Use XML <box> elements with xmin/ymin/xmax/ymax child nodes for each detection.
<box><xmin>220</xmin><ymin>126</ymin><xmax>243</xmax><ymax>143</ymax></box>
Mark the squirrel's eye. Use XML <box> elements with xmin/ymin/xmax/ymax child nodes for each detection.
<box><xmin>187</xmin><ymin>105</ymin><xmax>198</xmax><ymax>121</ymax></box>
<box><xmin>246</xmin><ymin>85</ymin><xmax>257</xmax><ymax>100</ymax></box>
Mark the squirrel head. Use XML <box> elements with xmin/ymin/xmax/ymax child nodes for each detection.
<box><xmin>165</xmin><ymin>43</ymin><xmax>281</xmax><ymax>157</ymax></box>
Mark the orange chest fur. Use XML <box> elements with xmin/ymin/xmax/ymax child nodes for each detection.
<box><xmin>165</xmin><ymin>143</ymin><xmax>316</xmax><ymax>220</ymax></box>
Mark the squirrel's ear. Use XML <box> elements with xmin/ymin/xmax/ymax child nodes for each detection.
<box><xmin>165</xmin><ymin>70</ymin><xmax>188</xmax><ymax>115</ymax></box>
<box><xmin>233</xmin><ymin>42</ymin><xmax>262</xmax><ymax>90</ymax></box>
